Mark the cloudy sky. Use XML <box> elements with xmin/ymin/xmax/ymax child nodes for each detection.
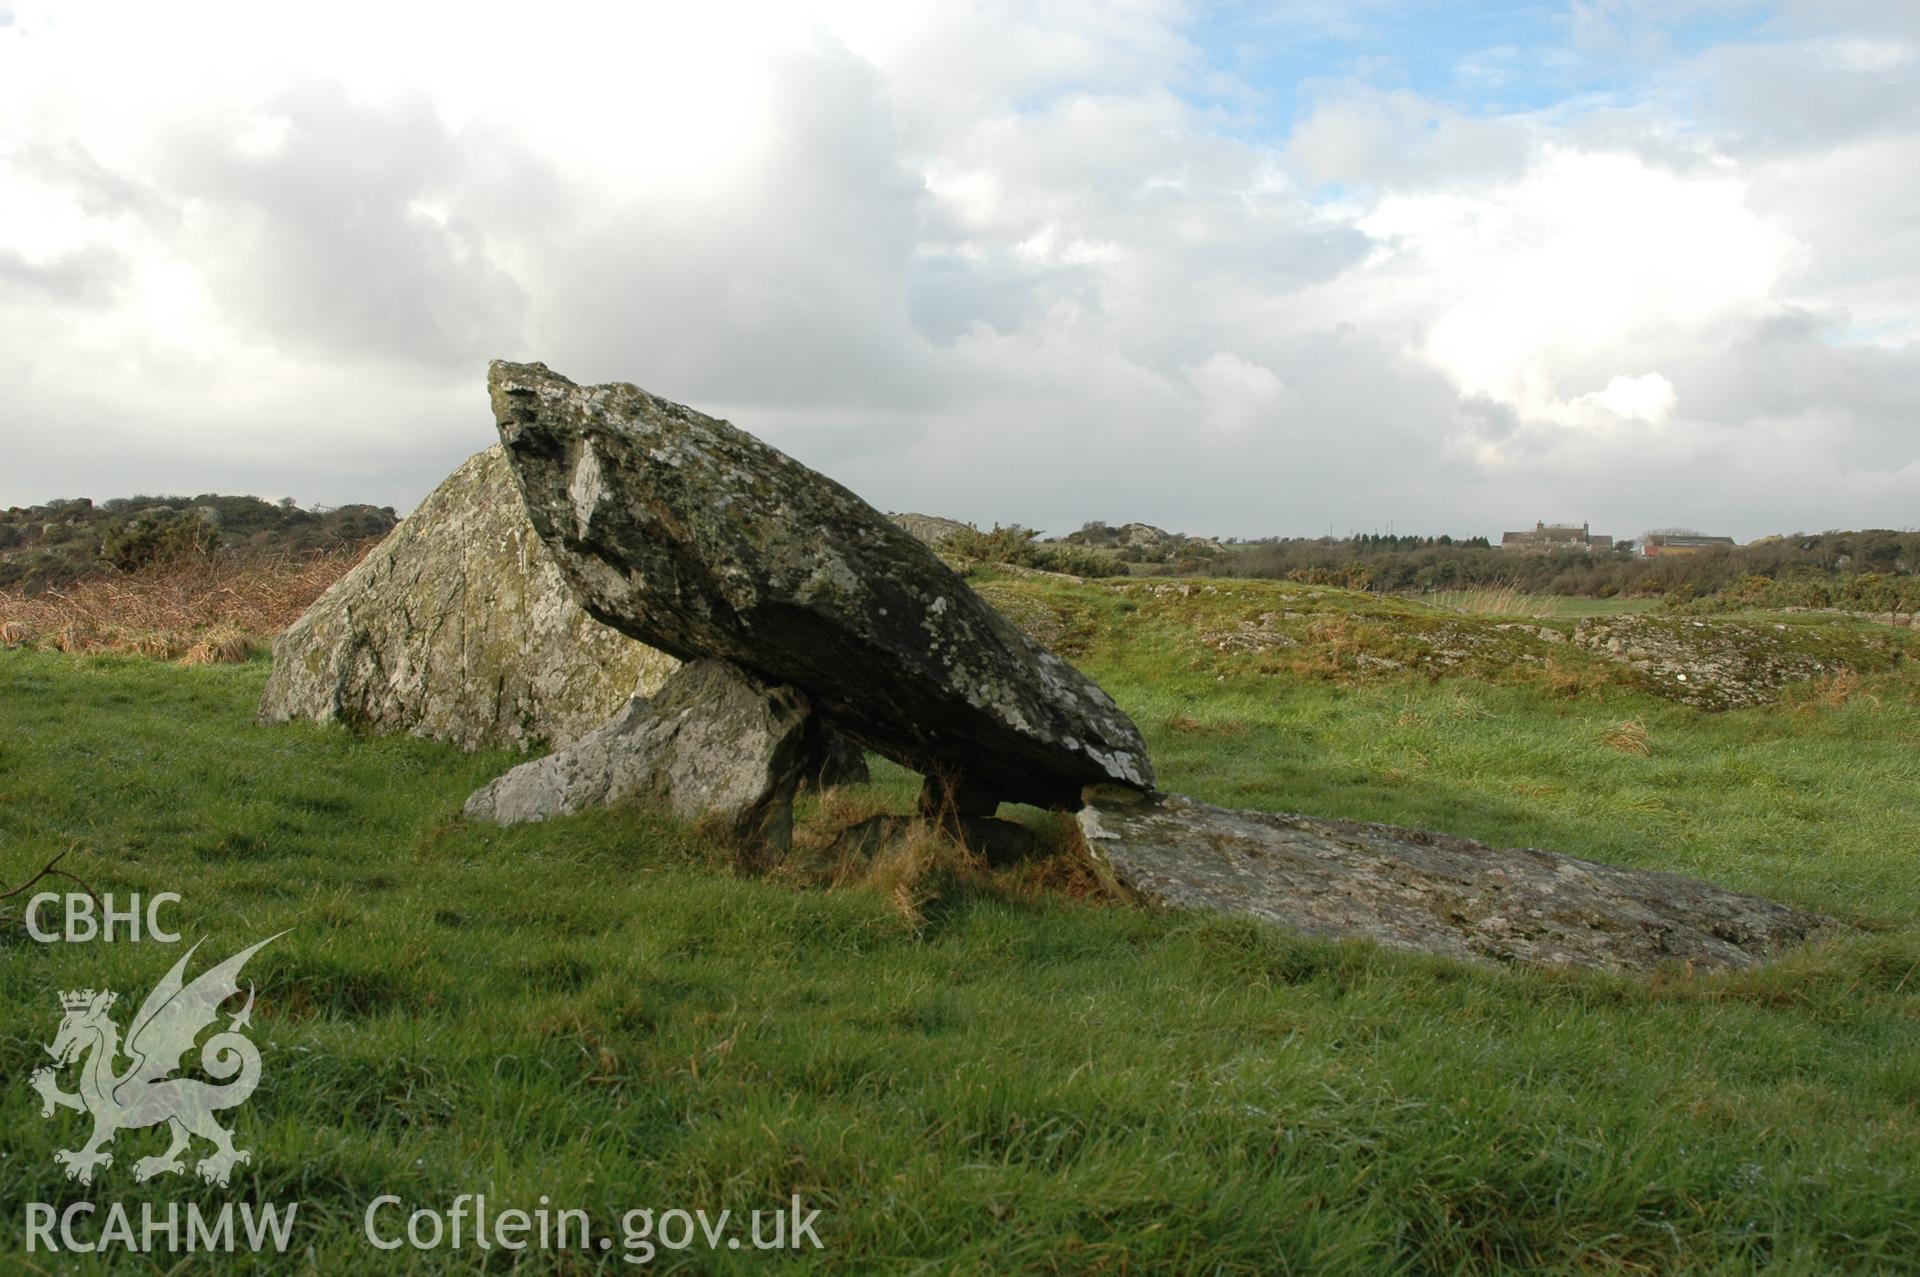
<box><xmin>1</xmin><ymin>1</ymin><xmax>1915</xmax><ymax>541</ymax></box>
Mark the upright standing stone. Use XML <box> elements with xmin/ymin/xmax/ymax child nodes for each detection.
<box><xmin>260</xmin><ymin>446</ymin><xmax>676</xmax><ymax>750</ymax></box>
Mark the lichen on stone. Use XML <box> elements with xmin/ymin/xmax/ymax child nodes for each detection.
<box><xmin>260</xmin><ymin>445</ymin><xmax>677</xmax><ymax>751</ymax></box>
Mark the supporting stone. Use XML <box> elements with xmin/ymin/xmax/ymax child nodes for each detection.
<box><xmin>463</xmin><ymin>660</ymin><xmax>812</xmax><ymax>849</ymax></box>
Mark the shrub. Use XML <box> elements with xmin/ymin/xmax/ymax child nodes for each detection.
<box><xmin>946</xmin><ymin>525</ymin><xmax>1128</xmax><ymax>578</ymax></box>
<box><xmin>97</xmin><ymin>509</ymin><xmax>222</xmax><ymax>571</ymax></box>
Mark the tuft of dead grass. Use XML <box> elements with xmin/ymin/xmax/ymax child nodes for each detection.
<box><xmin>1784</xmin><ymin>666</ymin><xmax>1879</xmax><ymax>717</ymax></box>
<box><xmin>0</xmin><ymin>543</ymin><xmax>374</xmax><ymax>661</ymax></box>
<box><xmin>773</xmin><ymin>787</ymin><xmax>1126</xmax><ymax>922</ymax></box>
<box><xmin>1537</xmin><ymin>654</ymin><xmax>1608</xmax><ymax>700</ymax></box>
<box><xmin>862</xmin><ymin>825</ymin><xmax>986</xmax><ymax>932</ymax></box>
<box><xmin>178</xmin><ymin>626</ymin><xmax>262</xmax><ymax>666</ymax></box>
<box><xmin>1813</xmin><ymin>667</ymin><xmax>1862</xmax><ymax>708</ymax></box>
<box><xmin>767</xmin><ymin>787</ymin><xmax>901</xmax><ymax>890</ymax></box>
<box><xmin>1167</xmin><ymin>712</ymin><xmax>1249</xmax><ymax>736</ymax></box>
<box><xmin>1601</xmin><ymin>718</ymin><xmax>1653</xmax><ymax>755</ymax></box>
<box><xmin>1448</xmin><ymin>584</ymin><xmax>1552</xmax><ymax>617</ymax></box>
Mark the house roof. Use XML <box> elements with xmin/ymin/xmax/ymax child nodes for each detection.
<box><xmin>1646</xmin><ymin>534</ymin><xmax>1735</xmax><ymax>547</ymax></box>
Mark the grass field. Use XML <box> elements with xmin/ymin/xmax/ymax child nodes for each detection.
<box><xmin>3</xmin><ymin>581</ymin><xmax>1919</xmax><ymax>1273</ymax></box>
<box><xmin>1411</xmin><ymin>589</ymin><xmax>1663</xmax><ymax>619</ymax></box>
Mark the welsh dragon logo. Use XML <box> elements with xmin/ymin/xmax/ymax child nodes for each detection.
<box><xmin>29</xmin><ymin>932</ymin><xmax>285</xmax><ymax>1188</ymax></box>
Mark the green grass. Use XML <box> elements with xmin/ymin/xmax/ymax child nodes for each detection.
<box><xmin>1415</xmin><ymin>591</ymin><xmax>1663</xmax><ymax>619</ymax></box>
<box><xmin>2</xmin><ymin>616</ymin><xmax>1919</xmax><ymax>1273</ymax></box>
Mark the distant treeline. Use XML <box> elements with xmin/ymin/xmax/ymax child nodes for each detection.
<box><xmin>0</xmin><ymin>493</ymin><xmax>397</xmax><ymax>592</ymax></box>
<box><xmin>1215</xmin><ymin>529</ymin><xmax>1920</xmax><ymax>606</ymax></box>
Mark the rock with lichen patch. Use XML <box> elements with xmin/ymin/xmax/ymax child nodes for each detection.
<box><xmin>1078</xmin><ymin>786</ymin><xmax>1837</xmax><ymax>972</ymax></box>
<box><xmin>487</xmin><ymin>359</ymin><xmax>1153</xmax><ymax>810</ymax></box>
<box><xmin>260</xmin><ymin>446</ymin><xmax>678</xmax><ymax>750</ymax></box>
<box><xmin>1570</xmin><ymin>615</ymin><xmax>1899</xmax><ymax>709</ymax></box>
<box><xmin>463</xmin><ymin>659</ymin><xmax>812</xmax><ymax>847</ymax></box>
<box><xmin>888</xmin><ymin>512</ymin><xmax>974</xmax><ymax>548</ymax></box>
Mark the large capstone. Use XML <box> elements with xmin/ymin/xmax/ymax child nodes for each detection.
<box><xmin>463</xmin><ymin>659</ymin><xmax>812</xmax><ymax>848</ymax></box>
<box><xmin>1078</xmin><ymin>787</ymin><xmax>1836</xmax><ymax>972</ymax></box>
<box><xmin>486</xmin><ymin>360</ymin><xmax>1153</xmax><ymax>810</ymax></box>
<box><xmin>259</xmin><ymin>445</ymin><xmax>677</xmax><ymax>750</ymax></box>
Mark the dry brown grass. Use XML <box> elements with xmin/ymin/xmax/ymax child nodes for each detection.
<box><xmin>1811</xmin><ymin>667</ymin><xmax>1862</xmax><ymax>708</ymax></box>
<box><xmin>1166</xmin><ymin>712</ymin><xmax>1249</xmax><ymax>736</ymax></box>
<box><xmin>988</xmin><ymin>818</ymin><xmax>1119</xmax><ymax>904</ymax></box>
<box><xmin>774</xmin><ymin>785</ymin><xmax>1121</xmax><ymax>920</ymax></box>
<box><xmin>789</xmin><ymin>785</ymin><xmax>990</xmax><ymax>917</ymax></box>
<box><xmin>1787</xmin><ymin>666</ymin><xmax>1878</xmax><ymax>716</ymax></box>
<box><xmin>1448</xmin><ymin>584</ymin><xmax>1552</xmax><ymax>617</ymax></box>
<box><xmin>1536</xmin><ymin>654</ymin><xmax>1609</xmax><ymax>700</ymax></box>
<box><xmin>862</xmin><ymin>826</ymin><xmax>987</xmax><ymax>932</ymax></box>
<box><xmin>766</xmin><ymin>787</ymin><xmax>901</xmax><ymax>890</ymax></box>
<box><xmin>1601</xmin><ymin>717</ymin><xmax>1653</xmax><ymax>755</ymax></box>
<box><xmin>0</xmin><ymin>543</ymin><xmax>374</xmax><ymax>663</ymax></box>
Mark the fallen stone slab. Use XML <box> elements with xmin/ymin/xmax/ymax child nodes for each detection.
<box><xmin>1077</xmin><ymin>787</ymin><xmax>1837</xmax><ymax>972</ymax></box>
<box><xmin>464</xmin><ymin>659</ymin><xmax>812</xmax><ymax>848</ymax></box>
<box><xmin>261</xmin><ymin>445</ymin><xmax>677</xmax><ymax>751</ymax></box>
<box><xmin>486</xmin><ymin>360</ymin><xmax>1153</xmax><ymax>811</ymax></box>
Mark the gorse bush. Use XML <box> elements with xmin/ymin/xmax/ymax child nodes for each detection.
<box><xmin>1688</xmin><ymin>570</ymin><xmax>1920</xmax><ymax>616</ymax></box>
<box><xmin>1059</xmin><ymin>520</ymin><xmax>1227</xmax><ymax>572</ymax></box>
<box><xmin>96</xmin><ymin>508</ymin><xmax>223</xmax><ymax>570</ymax></box>
<box><xmin>946</xmin><ymin>523</ymin><xmax>1129</xmax><ymax>578</ymax></box>
<box><xmin>1286</xmin><ymin>563</ymin><xmax>1377</xmax><ymax>591</ymax></box>
<box><xmin>1033</xmin><ymin>542</ymin><xmax>1129</xmax><ymax>578</ymax></box>
<box><xmin>944</xmin><ymin>523</ymin><xmax>1042</xmax><ymax>564</ymax></box>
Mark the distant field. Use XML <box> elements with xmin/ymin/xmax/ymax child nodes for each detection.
<box><xmin>1411</xmin><ymin>589</ymin><xmax>1663</xmax><ymax>618</ymax></box>
<box><xmin>3</xmin><ymin>584</ymin><xmax>1918</xmax><ymax>1273</ymax></box>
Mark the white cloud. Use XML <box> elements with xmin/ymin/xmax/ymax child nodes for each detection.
<box><xmin>1358</xmin><ymin>148</ymin><xmax>1788</xmax><ymax>429</ymax></box>
<box><xmin>1183</xmin><ymin>352</ymin><xmax>1299</xmax><ymax>437</ymax></box>
<box><xmin>0</xmin><ymin>0</ymin><xmax>1914</xmax><ymax>541</ymax></box>
<box><xmin>1581</xmin><ymin>371</ymin><xmax>1678</xmax><ymax>423</ymax></box>
<box><xmin>1286</xmin><ymin>88</ymin><xmax>1531</xmax><ymax>190</ymax></box>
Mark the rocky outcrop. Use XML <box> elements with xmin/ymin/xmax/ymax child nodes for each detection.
<box><xmin>967</xmin><ymin>578</ymin><xmax>1912</xmax><ymax>710</ymax></box>
<box><xmin>1078</xmin><ymin>787</ymin><xmax>1836</xmax><ymax>972</ymax></box>
<box><xmin>1569</xmin><ymin>615</ymin><xmax>1896</xmax><ymax>709</ymax></box>
<box><xmin>260</xmin><ymin>446</ymin><xmax>677</xmax><ymax>750</ymax></box>
<box><xmin>463</xmin><ymin>660</ymin><xmax>812</xmax><ymax>846</ymax></box>
<box><xmin>888</xmin><ymin>512</ymin><xmax>974</xmax><ymax>548</ymax></box>
<box><xmin>486</xmin><ymin>360</ymin><xmax>1153</xmax><ymax>810</ymax></box>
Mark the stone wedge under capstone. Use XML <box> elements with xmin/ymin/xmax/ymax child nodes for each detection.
<box><xmin>1078</xmin><ymin>787</ymin><xmax>1837</xmax><ymax>973</ymax></box>
<box><xmin>464</xmin><ymin>660</ymin><xmax>812</xmax><ymax>848</ymax></box>
<box><xmin>486</xmin><ymin>359</ymin><xmax>1154</xmax><ymax>810</ymax></box>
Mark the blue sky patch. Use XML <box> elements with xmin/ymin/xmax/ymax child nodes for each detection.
<box><xmin>1181</xmin><ymin>1</ymin><xmax>1778</xmax><ymax>140</ymax></box>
